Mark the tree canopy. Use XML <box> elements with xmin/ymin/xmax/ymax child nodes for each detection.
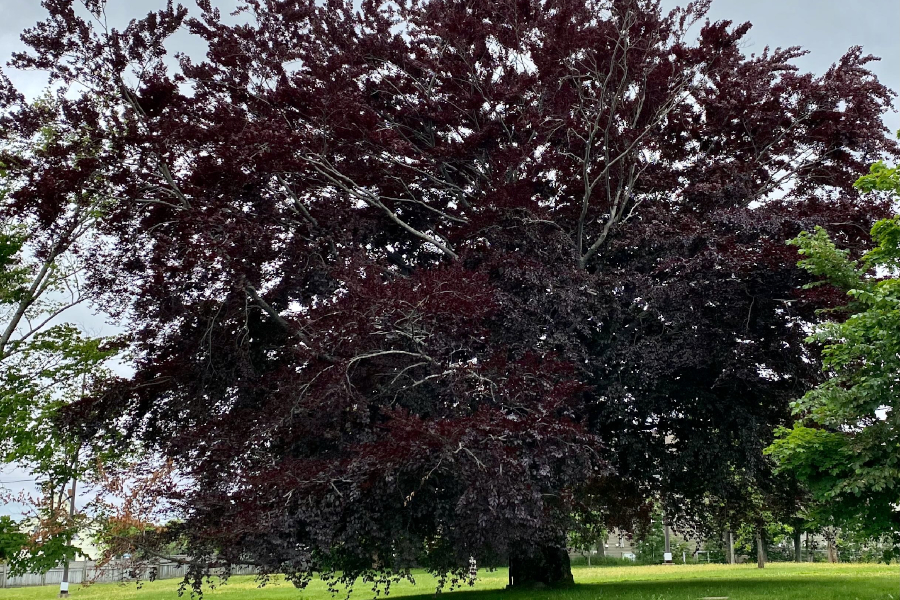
<box><xmin>0</xmin><ymin>110</ymin><xmax>120</xmax><ymax>576</ymax></box>
<box><xmin>768</xmin><ymin>161</ymin><xmax>900</xmax><ymax>559</ymax></box>
<box><xmin>1</xmin><ymin>0</ymin><xmax>897</xmax><ymax>589</ymax></box>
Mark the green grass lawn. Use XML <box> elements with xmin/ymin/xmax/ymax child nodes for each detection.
<box><xmin>3</xmin><ymin>563</ymin><xmax>898</xmax><ymax>600</ymax></box>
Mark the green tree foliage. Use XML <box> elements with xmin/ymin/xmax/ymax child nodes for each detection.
<box><xmin>0</xmin><ymin>141</ymin><xmax>118</xmax><ymax>574</ymax></box>
<box><xmin>0</xmin><ymin>515</ymin><xmax>29</xmax><ymax>563</ymax></box>
<box><xmin>634</xmin><ymin>513</ymin><xmax>666</xmax><ymax>564</ymax></box>
<box><xmin>568</xmin><ymin>514</ymin><xmax>607</xmax><ymax>566</ymax></box>
<box><xmin>768</xmin><ymin>161</ymin><xmax>900</xmax><ymax>559</ymax></box>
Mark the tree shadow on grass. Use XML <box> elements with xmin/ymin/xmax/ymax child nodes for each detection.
<box><xmin>393</xmin><ymin>575</ymin><xmax>891</xmax><ymax>600</ymax></box>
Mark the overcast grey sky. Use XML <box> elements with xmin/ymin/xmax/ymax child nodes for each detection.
<box><xmin>1</xmin><ymin>0</ymin><xmax>898</xmax><ymax>509</ymax></box>
<box><xmin>675</xmin><ymin>0</ymin><xmax>900</xmax><ymax>135</ymax></box>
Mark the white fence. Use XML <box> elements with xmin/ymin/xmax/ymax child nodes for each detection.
<box><xmin>0</xmin><ymin>559</ymin><xmax>258</xmax><ymax>588</ymax></box>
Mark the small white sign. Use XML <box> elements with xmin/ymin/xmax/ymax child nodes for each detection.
<box><xmin>663</xmin><ymin>552</ymin><xmax>673</xmax><ymax>562</ymax></box>
<box><xmin>59</xmin><ymin>582</ymin><xmax>69</xmax><ymax>592</ymax></box>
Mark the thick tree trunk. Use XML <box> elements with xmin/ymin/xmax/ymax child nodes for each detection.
<box><xmin>726</xmin><ymin>531</ymin><xmax>735</xmax><ymax>564</ymax></box>
<box><xmin>508</xmin><ymin>545</ymin><xmax>574</xmax><ymax>588</ymax></box>
<box><xmin>793</xmin><ymin>530</ymin><xmax>802</xmax><ymax>563</ymax></box>
<box><xmin>756</xmin><ymin>530</ymin><xmax>766</xmax><ymax>569</ymax></box>
<box><xmin>596</xmin><ymin>539</ymin><xmax>605</xmax><ymax>558</ymax></box>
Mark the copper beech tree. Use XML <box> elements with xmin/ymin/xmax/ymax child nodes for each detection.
<box><xmin>2</xmin><ymin>0</ymin><xmax>897</xmax><ymax>590</ymax></box>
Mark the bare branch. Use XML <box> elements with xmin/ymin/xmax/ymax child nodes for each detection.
<box><xmin>303</xmin><ymin>157</ymin><xmax>459</xmax><ymax>260</ymax></box>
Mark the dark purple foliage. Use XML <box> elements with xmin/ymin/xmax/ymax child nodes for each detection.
<box><xmin>2</xmin><ymin>0</ymin><xmax>896</xmax><ymax>589</ymax></box>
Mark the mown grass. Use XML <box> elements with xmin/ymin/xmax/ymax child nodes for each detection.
<box><xmin>3</xmin><ymin>562</ymin><xmax>898</xmax><ymax>600</ymax></box>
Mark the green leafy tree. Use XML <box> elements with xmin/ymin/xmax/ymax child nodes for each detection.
<box><xmin>768</xmin><ymin>160</ymin><xmax>900</xmax><ymax>560</ymax></box>
<box><xmin>634</xmin><ymin>512</ymin><xmax>666</xmax><ymax>564</ymax></box>
<box><xmin>0</xmin><ymin>121</ymin><xmax>119</xmax><ymax>576</ymax></box>
<box><xmin>568</xmin><ymin>514</ymin><xmax>607</xmax><ymax>566</ymax></box>
<box><xmin>0</xmin><ymin>515</ymin><xmax>29</xmax><ymax>563</ymax></box>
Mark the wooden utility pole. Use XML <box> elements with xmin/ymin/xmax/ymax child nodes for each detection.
<box><xmin>727</xmin><ymin>531</ymin><xmax>735</xmax><ymax>564</ymax></box>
